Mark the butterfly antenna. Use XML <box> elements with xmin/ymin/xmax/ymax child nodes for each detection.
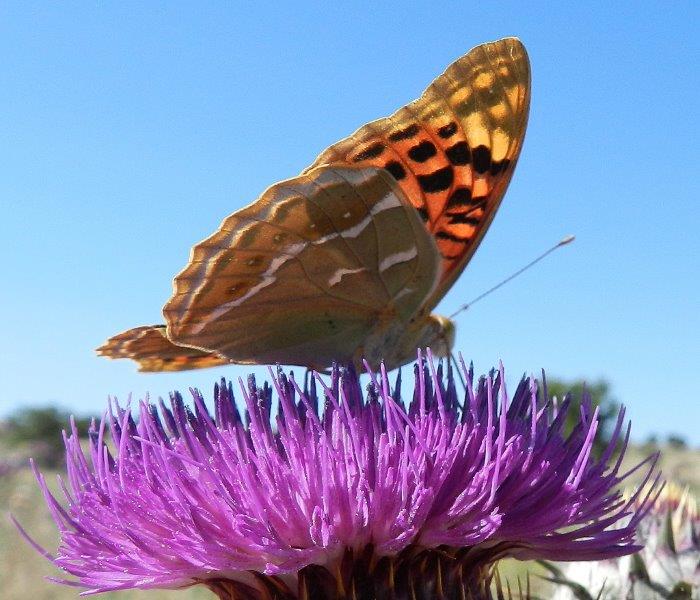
<box><xmin>448</xmin><ymin>235</ymin><xmax>575</xmax><ymax>319</ymax></box>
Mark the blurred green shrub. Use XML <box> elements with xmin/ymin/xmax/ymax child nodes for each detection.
<box><xmin>1</xmin><ymin>406</ymin><xmax>96</xmax><ymax>468</ymax></box>
<box><xmin>544</xmin><ymin>378</ymin><xmax>620</xmax><ymax>456</ymax></box>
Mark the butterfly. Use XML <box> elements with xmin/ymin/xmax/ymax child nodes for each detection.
<box><xmin>97</xmin><ymin>37</ymin><xmax>530</xmax><ymax>372</ymax></box>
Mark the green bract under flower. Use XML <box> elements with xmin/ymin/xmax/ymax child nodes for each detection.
<box><xmin>18</xmin><ymin>352</ymin><xmax>660</xmax><ymax>599</ymax></box>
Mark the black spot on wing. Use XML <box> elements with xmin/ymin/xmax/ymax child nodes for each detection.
<box><xmin>437</xmin><ymin>122</ymin><xmax>457</xmax><ymax>138</ymax></box>
<box><xmin>446</xmin><ymin>187</ymin><xmax>472</xmax><ymax>209</ymax></box>
<box><xmin>417</xmin><ymin>166</ymin><xmax>454</xmax><ymax>193</ymax></box>
<box><xmin>353</xmin><ymin>142</ymin><xmax>386</xmax><ymax>161</ymax></box>
<box><xmin>407</xmin><ymin>140</ymin><xmax>437</xmax><ymax>163</ymax></box>
<box><xmin>416</xmin><ymin>207</ymin><xmax>429</xmax><ymax>221</ymax></box>
<box><xmin>446</xmin><ymin>213</ymin><xmax>480</xmax><ymax>226</ymax></box>
<box><xmin>388</xmin><ymin>124</ymin><xmax>419</xmax><ymax>142</ymax></box>
<box><xmin>445</xmin><ymin>142</ymin><xmax>471</xmax><ymax>166</ymax></box>
<box><xmin>384</xmin><ymin>161</ymin><xmax>407</xmax><ymax>181</ymax></box>
<box><xmin>472</xmin><ymin>145</ymin><xmax>492</xmax><ymax>174</ymax></box>
<box><xmin>436</xmin><ymin>230</ymin><xmax>472</xmax><ymax>243</ymax></box>
<box><xmin>469</xmin><ymin>196</ymin><xmax>488</xmax><ymax>210</ymax></box>
<box><xmin>490</xmin><ymin>159</ymin><xmax>511</xmax><ymax>176</ymax></box>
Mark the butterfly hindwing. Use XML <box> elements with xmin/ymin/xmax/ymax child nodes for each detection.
<box><xmin>162</xmin><ymin>165</ymin><xmax>442</xmax><ymax>369</ymax></box>
<box><xmin>96</xmin><ymin>325</ymin><xmax>230</xmax><ymax>372</ymax></box>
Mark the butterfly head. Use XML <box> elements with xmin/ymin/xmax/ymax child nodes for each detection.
<box><xmin>420</xmin><ymin>314</ymin><xmax>456</xmax><ymax>361</ymax></box>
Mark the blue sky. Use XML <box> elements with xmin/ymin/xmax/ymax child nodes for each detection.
<box><xmin>1</xmin><ymin>2</ymin><xmax>698</xmax><ymax>444</ymax></box>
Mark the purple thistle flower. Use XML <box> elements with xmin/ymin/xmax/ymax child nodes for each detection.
<box><xmin>17</xmin><ymin>352</ymin><xmax>660</xmax><ymax>599</ymax></box>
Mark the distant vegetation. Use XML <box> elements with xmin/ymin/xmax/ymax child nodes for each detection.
<box><xmin>544</xmin><ymin>378</ymin><xmax>692</xmax><ymax>456</ymax></box>
<box><xmin>0</xmin><ymin>405</ymin><xmax>97</xmax><ymax>469</ymax></box>
<box><xmin>544</xmin><ymin>378</ymin><xmax>620</xmax><ymax>455</ymax></box>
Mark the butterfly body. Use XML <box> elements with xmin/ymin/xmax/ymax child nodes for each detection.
<box><xmin>98</xmin><ymin>38</ymin><xmax>530</xmax><ymax>372</ymax></box>
<box><xmin>359</xmin><ymin>313</ymin><xmax>455</xmax><ymax>372</ymax></box>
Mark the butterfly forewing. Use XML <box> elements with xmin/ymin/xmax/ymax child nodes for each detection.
<box><xmin>307</xmin><ymin>37</ymin><xmax>530</xmax><ymax>309</ymax></box>
<box><xmin>163</xmin><ymin>165</ymin><xmax>441</xmax><ymax>368</ymax></box>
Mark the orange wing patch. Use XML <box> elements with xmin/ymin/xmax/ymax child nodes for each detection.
<box><xmin>97</xmin><ymin>325</ymin><xmax>230</xmax><ymax>372</ymax></box>
<box><xmin>307</xmin><ymin>38</ymin><xmax>530</xmax><ymax>308</ymax></box>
